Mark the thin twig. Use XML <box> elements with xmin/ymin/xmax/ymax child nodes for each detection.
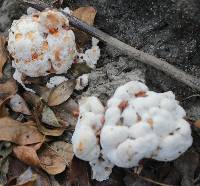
<box><xmin>180</xmin><ymin>94</ymin><xmax>200</xmax><ymax>102</ymax></box>
<box><xmin>138</xmin><ymin>175</ymin><xmax>176</xmax><ymax>186</ymax></box>
<box><xmin>23</xmin><ymin>0</ymin><xmax>200</xmax><ymax>92</ymax></box>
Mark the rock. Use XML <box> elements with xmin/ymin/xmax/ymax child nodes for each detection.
<box><xmin>0</xmin><ymin>0</ymin><xmax>27</xmax><ymax>35</ymax></box>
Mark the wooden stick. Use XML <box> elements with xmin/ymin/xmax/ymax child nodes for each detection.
<box><xmin>24</xmin><ymin>0</ymin><xmax>200</xmax><ymax>92</ymax></box>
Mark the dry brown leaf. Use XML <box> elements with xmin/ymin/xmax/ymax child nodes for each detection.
<box><xmin>9</xmin><ymin>94</ymin><xmax>31</xmax><ymax>115</ymax></box>
<box><xmin>24</xmin><ymin>92</ymin><xmax>65</xmax><ymax>136</ymax></box>
<box><xmin>33</xmin><ymin>109</ymin><xmax>65</xmax><ymax>136</ymax></box>
<box><xmin>13</xmin><ymin>143</ymin><xmax>69</xmax><ymax>176</ymax></box>
<box><xmin>38</xmin><ymin>144</ymin><xmax>67</xmax><ymax>175</ymax></box>
<box><xmin>13</xmin><ymin>146</ymin><xmax>40</xmax><ymax>167</ymax></box>
<box><xmin>52</xmin><ymin>98</ymin><xmax>78</xmax><ymax>128</ymax></box>
<box><xmin>69</xmin><ymin>63</ymin><xmax>92</xmax><ymax>78</ymax></box>
<box><xmin>0</xmin><ymin>35</ymin><xmax>8</xmax><ymax>78</ymax></box>
<box><xmin>7</xmin><ymin>158</ymin><xmax>50</xmax><ymax>186</ymax></box>
<box><xmin>31</xmin><ymin>85</ymin><xmax>51</xmax><ymax>103</ymax></box>
<box><xmin>30</xmin><ymin>142</ymin><xmax>43</xmax><ymax>151</ymax></box>
<box><xmin>0</xmin><ymin>79</ymin><xmax>17</xmax><ymax>98</ymax></box>
<box><xmin>194</xmin><ymin>120</ymin><xmax>200</xmax><ymax>128</ymax></box>
<box><xmin>73</xmin><ymin>7</ymin><xmax>96</xmax><ymax>25</ymax></box>
<box><xmin>50</xmin><ymin>141</ymin><xmax>74</xmax><ymax>165</ymax></box>
<box><xmin>0</xmin><ymin>117</ymin><xmax>44</xmax><ymax>145</ymax></box>
<box><xmin>73</xmin><ymin>7</ymin><xmax>97</xmax><ymax>47</ymax></box>
<box><xmin>41</xmin><ymin>105</ymin><xmax>61</xmax><ymax>127</ymax></box>
<box><xmin>48</xmin><ymin>79</ymin><xmax>76</xmax><ymax>106</ymax></box>
<box><xmin>36</xmin><ymin>122</ymin><xmax>64</xmax><ymax>136</ymax></box>
<box><xmin>0</xmin><ymin>96</ymin><xmax>12</xmax><ymax>118</ymax></box>
<box><xmin>23</xmin><ymin>92</ymin><xmax>43</xmax><ymax>115</ymax></box>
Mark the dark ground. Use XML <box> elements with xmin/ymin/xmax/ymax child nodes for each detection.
<box><xmin>1</xmin><ymin>0</ymin><xmax>200</xmax><ymax>185</ymax></box>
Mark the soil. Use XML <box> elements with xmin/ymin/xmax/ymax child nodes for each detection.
<box><xmin>1</xmin><ymin>0</ymin><xmax>200</xmax><ymax>185</ymax></box>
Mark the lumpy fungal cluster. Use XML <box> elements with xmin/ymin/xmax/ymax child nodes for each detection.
<box><xmin>72</xmin><ymin>81</ymin><xmax>193</xmax><ymax>181</ymax></box>
<box><xmin>6</xmin><ymin>6</ymin><xmax>193</xmax><ymax>183</ymax></box>
<box><xmin>7</xmin><ymin>8</ymin><xmax>100</xmax><ymax>92</ymax></box>
<box><xmin>8</xmin><ymin>9</ymin><xmax>77</xmax><ymax>77</ymax></box>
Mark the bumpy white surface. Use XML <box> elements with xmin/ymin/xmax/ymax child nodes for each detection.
<box><xmin>101</xmin><ymin>81</ymin><xmax>193</xmax><ymax>168</ymax></box>
<box><xmin>72</xmin><ymin>81</ymin><xmax>192</xmax><ymax>181</ymax></box>
<box><xmin>72</xmin><ymin>97</ymin><xmax>114</xmax><ymax>181</ymax></box>
<box><xmin>72</xmin><ymin>97</ymin><xmax>105</xmax><ymax>161</ymax></box>
<box><xmin>8</xmin><ymin>9</ymin><xmax>77</xmax><ymax>77</ymax></box>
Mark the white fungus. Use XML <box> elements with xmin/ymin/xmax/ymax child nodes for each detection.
<box><xmin>7</xmin><ymin>8</ymin><xmax>101</xmax><ymax>92</ymax></box>
<box><xmin>77</xmin><ymin>37</ymin><xmax>100</xmax><ymax>69</ymax></box>
<box><xmin>72</xmin><ymin>97</ymin><xmax>114</xmax><ymax>181</ymax></box>
<box><xmin>72</xmin><ymin>96</ymin><xmax>104</xmax><ymax>161</ymax></box>
<box><xmin>8</xmin><ymin>9</ymin><xmax>77</xmax><ymax>77</ymax></box>
<box><xmin>101</xmin><ymin>81</ymin><xmax>193</xmax><ymax>168</ymax></box>
<box><xmin>72</xmin><ymin>81</ymin><xmax>193</xmax><ymax>181</ymax></box>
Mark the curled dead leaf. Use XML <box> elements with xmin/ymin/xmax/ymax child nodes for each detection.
<box><xmin>0</xmin><ymin>96</ymin><xmax>12</xmax><ymax>118</ymax></box>
<box><xmin>73</xmin><ymin>7</ymin><xmax>96</xmax><ymax>25</ymax></box>
<box><xmin>0</xmin><ymin>79</ymin><xmax>17</xmax><ymax>99</ymax></box>
<box><xmin>33</xmin><ymin>109</ymin><xmax>65</xmax><ymax>136</ymax></box>
<box><xmin>69</xmin><ymin>63</ymin><xmax>92</xmax><ymax>78</ymax></box>
<box><xmin>24</xmin><ymin>92</ymin><xmax>65</xmax><ymax>136</ymax></box>
<box><xmin>0</xmin><ymin>35</ymin><xmax>8</xmax><ymax>78</ymax></box>
<box><xmin>50</xmin><ymin>141</ymin><xmax>74</xmax><ymax>166</ymax></box>
<box><xmin>52</xmin><ymin>98</ymin><xmax>78</xmax><ymax>128</ymax></box>
<box><xmin>42</xmin><ymin>105</ymin><xmax>61</xmax><ymax>127</ymax></box>
<box><xmin>38</xmin><ymin>144</ymin><xmax>67</xmax><ymax>175</ymax></box>
<box><xmin>73</xmin><ymin>7</ymin><xmax>97</xmax><ymax>47</ymax></box>
<box><xmin>48</xmin><ymin>79</ymin><xmax>76</xmax><ymax>106</ymax></box>
<box><xmin>13</xmin><ymin>146</ymin><xmax>40</xmax><ymax>167</ymax></box>
<box><xmin>0</xmin><ymin>117</ymin><xmax>44</xmax><ymax>145</ymax></box>
<box><xmin>9</xmin><ymin>94</ymin><xmax>31</xmax><ymax>115</ymax></box>
<box><xmin>31</xmin><ymin>84</ymin><xmax>51</xmax><ymax>103</ymax></box>
<box><xmin>23</xmin><ymin>92</ymin><xmax>43</xmax><ymax>112</ymax></box>
<box><xmin>7</xmin><ymin>160</ymin><xmax>50</xmax><ymax>186</ymax></box>
<box><xmin>13</xmin><ymin>142</ymin><xmax>70</xmax><ymax>176</ymax></box>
